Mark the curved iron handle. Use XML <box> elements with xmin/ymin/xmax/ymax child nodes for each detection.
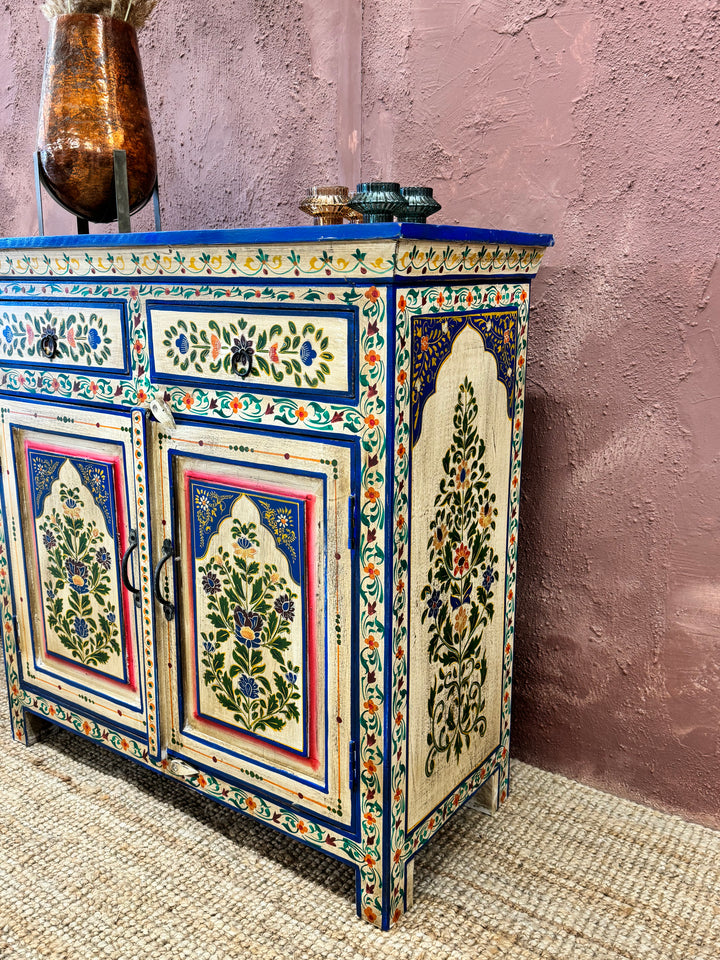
<box><xmin>120</xmin><ymin>528</ymin><xmax>141</xmax><ymax>609</ymax></box>
<box><xmin>40</xmin><ymin>331</ymin><xmax>59</xmax><ymax>360</ymax></box>
<box><xmin>230</xmin><ymin>339</ymin><xmax>254</xmax><ymax>379</ymax></box>
<box><xmin>153</xmin><ymin>538</ymin><xmax>177</xmax><ymax>622</ymax></box>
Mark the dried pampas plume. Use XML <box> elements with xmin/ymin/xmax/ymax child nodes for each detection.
<box><xmin>40</xmin><ymin>0</ymin><xmax>159</xmax><ymax>29</ymax></box>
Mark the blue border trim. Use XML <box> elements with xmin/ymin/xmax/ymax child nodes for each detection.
<box><xmin>146</xmin><ymin>298</ymin><xmax>359</xmax><ymax>404</ymax></box>
<box><xmin>178</xmin><ymin>461</ymin><xmax>315</xmax><ymax>761</ymax></box>
<box><xmin>403</xmin><ymin>305</ymin><xmax>518</xmax><ymax>845</ymax></box>
<box><xmin>0</xmin><ymin>296</ymin><xmax>131</xmax><ymax>377</ymax></box>
<box><xmin>0</xmin><ymin>223</ymin><xmax>554</xmax><ymax>252</ymax></box>
<box><xmin>7</xmin><ymin>410</ymin><xmax>147</xmax><ymax>724</ymax></box>
<box><xmin>159</xmin><ymin>418</ymin><xmax>362</xmax><ymax>835</ymax></box>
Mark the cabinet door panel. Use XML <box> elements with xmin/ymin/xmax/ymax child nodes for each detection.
<box><xmin>153</xmin><ymin>421</ymin><xmax>355</xmax><ymax>826</ymax></box>
<box><xmin>1</xmin><ymin>403</ymin><xmax>147</xmax><ymax>734</ymax></box>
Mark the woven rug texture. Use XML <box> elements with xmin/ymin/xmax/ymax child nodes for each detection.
<box><xmin>0</xmin><ymin>689</ymin><xmax>717</xmax><ymax>959</ymax></box>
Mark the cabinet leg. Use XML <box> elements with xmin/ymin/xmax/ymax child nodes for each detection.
<box><xmin>475</xmin><ymin>769</ymin><xmax>500</xmax><ymax>815</ymax></box>
<box><xmin>355</xmin><ymin>858</ymin><xmax>415</xmax><ymax>929</ymax></box>
<box><xmin>12</xmin><ymin>708</ymin><xmax>53</xmax><ymax>746</ymax></box>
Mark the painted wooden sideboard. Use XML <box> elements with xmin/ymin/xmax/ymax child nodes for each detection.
<box><xmin>0</xmin><ymin>223</ymin><xmax>552</xmax><ymax>927</ymax></box>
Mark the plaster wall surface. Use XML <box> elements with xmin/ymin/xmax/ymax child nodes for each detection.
<box><xmin>0</xmin><ymin>0</ymin><xmax>718</xmax><ymax>828</ymax></box>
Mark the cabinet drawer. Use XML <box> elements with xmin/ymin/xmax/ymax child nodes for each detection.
<box><xmin>0</xmin><ymin>296</ymin><xmax>130</xmax><ymax>376</ymax></box>
<box><xmin>147</xmin><ymin>299</ymin><xmax>357</xmax><ymax>400</ymax></box>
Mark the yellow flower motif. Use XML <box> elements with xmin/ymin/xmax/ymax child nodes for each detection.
<box><xmin>455</xmin><ymin>606</ymin><xmax>468</xmax><ymax>634</ymax></box>
<box><xmin>432</xmin><ymin>524</ymin><xmax>448</xmax><ymax>552</ymax></box>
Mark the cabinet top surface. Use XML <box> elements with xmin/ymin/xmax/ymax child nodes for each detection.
<box><xmin>0</xmin><ymin>222</ymin><xmax>554</xmax><ymax>252</ymax></box>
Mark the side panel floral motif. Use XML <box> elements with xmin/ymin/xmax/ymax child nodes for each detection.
<box><xmin>421</xmin><ymin>378</ymin><xmax>498</xmax><ymax>776</ymax></box>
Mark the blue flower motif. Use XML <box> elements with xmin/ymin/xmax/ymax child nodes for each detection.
<box><xmin>88</xmin><ymin>328</ymin><xmax>102</xmax><ymax>349</ymax></box>
<box><xmin>274</xmin><ymin>594</ymin><xmax>295</xmax><ymax>622</ymax></box>
<box><xmin>427</xmin><ymin>588</ymin><xmax>442</xmax><ymax>619</ymax></box>
<box><xmin>42</xmin><ymin>530</ymin><xmax>56</xmax><ymax>549</ymax></box>
<box><xmin>175</xmin><ymin>333</ymin><xmax>189</xmax><ymax>354</ymax></box>
<box><xmin>286</xmin><ymin>671</ymin><xmax>297</xmax><ymax>686</ymax></box>
<box><xmin>299</xmin><ymin>340</ymin><xmax>317</xmax><ymax>366</ymax></box>
<box><xmin>96</xmin><ymin>547</ymin><xmax>112</xmax><ymax>570</ymax></box>
<box><xmin>238</xmin><ymin>674</ymin><xmax>259</xmax><ymax>699</ymax></box>
<box><xmin>73</xmin><ymin>617</ymin><xmax>89</xmax><ymax>638</ymax></box>
<box><xmin>201</xmin><ymin>572</ymin><xmax>221</xmax><ymax>595</ymax></box>
<box><xmin>2</xmin><ymin>325</ymin><xmax>13</xmax><ymax>344</ymax></box>
<box><xmin>203</xmin><ymin>637</ymin><xmax>217</xmax><ymax>654</ymax></box>
<box><xmin>234</xmin><ymin>607</ymin><xmax>263</xmax><ymax>648</ymax></box>
<box><xmin>66</xmin><ymin>558</ymin><xmax>89</xmax><ymax>594</ymax></box>
<box><xmin>482</xmin><ymin>565</ymin><xmax>496</xmax><ymax>591</ymax></box>
<box><xmin>106</xmin><ymin>612</ymin><xmax>116</xmax><ymax>624</ymax></box>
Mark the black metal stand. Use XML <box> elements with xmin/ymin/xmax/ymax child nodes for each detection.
<box><xmin>34</xmin><ymin>150</ymin><xmax>162</xmax><ymax>236</ymax></box>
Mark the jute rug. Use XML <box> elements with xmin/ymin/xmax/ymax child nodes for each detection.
<box><xmin>0</xmin><ymin>690</ymin><xmax>717</xmax><ymax>959</ymax></box>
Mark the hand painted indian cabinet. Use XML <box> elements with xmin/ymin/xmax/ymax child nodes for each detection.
<box><xmin>0</xmin><ymin>222</ymin><xmax>553</xmax><ymax>927</ymax></box>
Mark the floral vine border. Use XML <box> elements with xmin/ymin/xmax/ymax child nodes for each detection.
<box><xmin>0</xmin><ymin>240</ymin><xmax>547</xmax><ymax>282</ymax></box>
<box><xmin>392</xmin><ymin>281</ymin><xmax>530</xmax><ymax>879</ymax></box>
<box><xmin>132</xmin><ymin>410</ymin><xmax>159</xmax><ymax>758</ymax></box>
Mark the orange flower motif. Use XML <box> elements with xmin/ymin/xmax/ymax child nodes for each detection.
<box><xmin>297</xmin><ymin>820</ymin><xmax>308</xmax><ymax>834</ymax></box>
<box><xmin>465</xmin><ymin>291</ymin><xmax>473</xmax><ymax>306</ymax></box>
<box><xmin>363</xmin><ymin>759</ymin><xmax>377</xmax><ymax>775</ymax></box>
<box><xmin>364</xmin><ymin>907</ymin><xmax>377</xmax><ymax>923</ymax></box>
<box><xmin>398</xmin><ymin>295</ymin><xmax>406</xmax><ymax>312</ymax></box>
<box><xmin>396</xmin><ymin>579</ymin><xmax>404</xmax><ymax>593</ymax></box>
<box><xmin>520</xmin><ymin>289</ymin><xmax>528</xmax><ymax>302</ymax></box>
<box><xmin>134</xmin><ymin>339</ymin><xmax>143</xmax><ymax>354</ymax></box>
<box><xmin>364</xmin><ymin>853</ymin><xmax>376</xmax><ymax>866</ymax></box>
<box><xmin>518</xmin><ymin>356</ymin><xmax>525</xmax><ymax>368</ymax></box>
<box><xmin>120</xmin><ymin>739</ymin><xmax>129</xmax><ymax>752</ymax></box>
<box><xmin>211</xmin><ymin>333</ymin><xmax>222</xmax><ymax>359</ymax></box>
<box><xmin>364</xmin><ymin>414</ymin><xmax>379</xmax><ymax>429</ymax></box>
<box><xmin>89</xmin><ymin>381</ymin><xmax>98</xmax><ymax>395</ymax></box>
<box><xmin>365</xmin><ymin>486</ymin><xmax>380</xmax><ymax>502</ymax></box>
<box><xmin>136</xmin><ymin>388</ymin><xmax>148</xmax><ymax>404</ymax></box>
<box><xmin>82</xmin><ymin>721</ymin><xmax>91</xmax><ymax>735</ymax></box>
<box><xmin>364</xmin><ymin>812</ymin><xmax>376</xmax><ymax>826</ymax></box>
<box><xmin>453</xmin><ymin>543</ymin><xmax>471</xmax><ymax>576</ymax></box>
<box><xmin>365</xmin><ymin>286</ymin><xmax>380</xmax><ymax>303</ymax></box>
<box><xmin>455</xmin><ymin>606</ymin><xmax>468</xmax><ymax>633</ymax></box>
<box><xmin>495</xmin><ymin>291</ymin><xmax>502</xmax><ymax>304</ymax></box>
<box><xmin>182</xmin><ymin>392</ymin><xmax>194</xmax><ymax>409</ymax></box>
<box><xmin>364</xmin><ymin>699</ymin><xmax>378</xmax><ymax>714</ymax></box>
<box><xmin>437</xmin><ymin>292</ymin><xmax>444</xmax><ymax>307</ymax></box>
<box><xmin>229</xmin><ymin>396</ymin><xmax>241</xmax><ymax>413</ymax></box>
<box><xmin>393</xmin><ymin>849</ymin><xmax>402</xmax><ymax>864</ymax></box>
<box><xmin>295</xmin><ymin>406</ymin><xmax>309</xmax><ymax>421</ymax></box>
<box><xmin>396</xmin><ymin>514</ymin><xmax>405</xmax><ymax>529</ymax></box>
<box><xmin>420</xmin><ymin>335</ymin><xmax>429</xmax><ymax>352</ymax></box>
<box><xmin>397</xmin><ymin>443</ymin><xmax>406</xmax><ymax>458</ymax></box>
<box><xmin>364</xmin><ymin>562</ymin><xmax>380</xmax><ymax>580</ymax></box>
<box><xmin>392</xmin><ymin>908</ymin><xmax>402</xmax><ymax>924</ymax></box>
<box><xmin>365</xmin><ymin>350</ymin><xmax>380</xmax><ymax>366</ymax></box>
<box><xmin>397</xmin><ymin>369</ymin><xmax>407</xmax><ymax>384</ymax></box>
<box><xmin>504</xmin><ymin>329</ymin><xmax>511</xmax><ymax>345</ymax></box>
<box><xmin>269</xmin><ymin>342</ymin><xmax>279</xmax><ymax>363</ymax></box>
<box><xmin>365</xmin><ymin>634</ymin><xmax>378</xmax><ymax>649</ymax></box>
<box><xmin>245</xmin><ymin>796</ymin><xmax>257</xmax><ymax>812</ymax></box>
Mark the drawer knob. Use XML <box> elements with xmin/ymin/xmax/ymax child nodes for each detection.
<box><xmin>40</xmin><ymin>330</ymin><xmax>59</xmax><ymax>359</ymax></box>
<box><xmin>230</xmin><ymin>336</ymin><xmax>254</xmax><ymax>379</ymax></box>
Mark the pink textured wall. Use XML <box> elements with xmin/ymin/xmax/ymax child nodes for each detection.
<box><xmin>1</xmin><ymin>0</ymin><xmax>718</xmax><ymax>827</ymax></box>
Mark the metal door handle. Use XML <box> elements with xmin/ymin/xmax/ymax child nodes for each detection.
<box><xmin>153</xmin><ymin>538</ymin><xmax>177</xmax><ymax>622</ymax></box>
<box><xmin>120</xmin><ymin>528</ymin><xmax>141</xmax><ymax>609</ymax></box>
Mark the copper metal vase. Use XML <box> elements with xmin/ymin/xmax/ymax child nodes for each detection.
<box><xmin>37</xmin><ymin>14</ymin><xmax>157</xmax><ymax>223</ymax></box>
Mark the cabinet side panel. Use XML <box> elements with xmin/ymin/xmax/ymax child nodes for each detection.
<box><xmin>407</xmin><ymin>324</ymin><xmax>513</xmax><ymax>831</ymax></box>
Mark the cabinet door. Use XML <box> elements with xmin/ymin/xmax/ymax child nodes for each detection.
<box><xmin>0</xmin><ymin>402</ymin><xmax>148</xmax><ymax>736</ymax></box>
<box><xmin>152</xmin><ymin>420</ymin><xmax>356</xmax><ymax>827</ymax></box>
